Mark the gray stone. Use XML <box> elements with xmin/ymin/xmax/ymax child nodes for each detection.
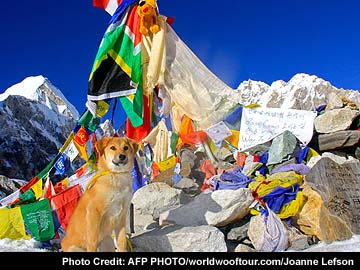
<box><xmin>127</xmin><ymin>212</ymin><xmax>157</xmax><ymax>234</ymax></box>
<box><xmin>314</xmin><ymin>108</ymin><xmax>360</xmax><ymax>134</ymax></box>
<box><xmin>173</xmin><ymin>177</ymin><xmax>200</xmax><ymax>196</ymax></box>
<box><xmin>227</xmin><ymin>222</ymin><xmax>250</xmax><ymax>242</ymax></box>
<box><xmin>356</xmin><ymin>147</ymin><xmax>360</xmax><ymax>160</ymax></box>
<box><xmin>305</xmin><ymin>157</ymin><xmax>360</xmax><ymax>235</ymax></box>
<box><xmin>132</xmin><ymin>182</ymin><xmax>189</xmax><ymax>218</ymax></box>
<box><xmin>179</xmin><ymin>147</ymin><xmax>197</xmax><ymax>169</ymax></box>
<box><xmin>131</xmin><ymin>225</ymin><xmax>227</xmax><ymax>252</ymax></box>
<box><xmin>286</xmin><ymin>225</ymin><xmax>310</xmax><ymax>251</ymax></box>
<box><xmin>234</xmin><ymin>244</ymin><xmax>257</xmax><ymax>252</ymax></box>
<box><xmin>0</xmin><ymin>176</ymin><xmax>26</xmax><ymax>197</ymax></box>
<box><xmin>213</xmin><ymin>147</ymin><xmax>233</xmax><ymax>161</ymax></box>
<box><xmin>247</xmin><ymin>143</ymin><xmax>271</xmax><ymax>156</ymax></box>
<box><xmin>316</xmin><ymin>130</ymin><xmax>360</xmax><ymax>151</ymax></box>
<box><xmin>322</xmin><ymin>152</ymin><xmax>352</xmax><ymax>164</ymax></box>
<box><xmin>326</xmin><ymin>92</ymin><xmax>343</xmax><ymax>111</ymax></box>
<box><xmin>242</xmin><ymin>161</ymin><xmax>263</xmax><ymax>176</ymax></box>
<box><xmin>267</xmin><ymin>130</ymin><xmax>298</xmax><ymax>165</ymax></box>
<box><xmin>306</xmin><ymin>156</ymin><xmax>321</xmax><ymax>168</ymax></box>
<box><xmin>159</xmin><ymin>188</ymin><xmax>254</xmax><ymax>227</ymax></box>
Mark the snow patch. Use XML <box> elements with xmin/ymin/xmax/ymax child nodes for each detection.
<box><xmin>0</xmin><ymin>75</ymin><xmax>79</xmax><ymax>120</ymax></box>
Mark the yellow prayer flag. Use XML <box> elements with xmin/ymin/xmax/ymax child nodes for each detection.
<box><xmin>154</xmin><ymin>156</ymin><xmax>177</xmax><ymax>172</ymax></box>
<box><xmin>0</xmin><ymin>207</ymin><xmax>30</xmax><ymax>240</ymax></box>
<box><xmin>73</xmin><ymin>139</ymin><xmax>88</xmax><ymax>161</ymax></box>
<box><xmin>31</xmin><ymin>179</ymin><xmax>43</xmax><ymax>200</ymax></box>
<box><xmin>96</xmin><ymin>100</ymin><xmax>110</xmax><ymax>118</ymax></box>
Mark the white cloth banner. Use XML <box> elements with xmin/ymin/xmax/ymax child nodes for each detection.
<box><xmin>238</xmin><ymin>107</ymin><xmax>317</xmax><ymax>151</ymax></box>
<box><xmin>0</xmin><ymin>190</ymin><xmax>20</xmax><ymax>207</ymax></box>
<box><xmin>63</xmin><ymin>141</ymin><xmax>79</xmax><ymax>162</ymax></box>
<box><xmin>68</xmin><ymin>171</ymin><xmax>96</xmax><ymax>193</ymax></box>
<box><xmin>163</xmin><ymin>25</ymin><xmax>240</xmax><ymax>129</ymax></box>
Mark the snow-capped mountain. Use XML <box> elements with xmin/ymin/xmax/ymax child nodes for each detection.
<box><xmin>238</xmin><ymin>73</ymin><xmax>360</xmax><ymax>110</ymax></box>
<box><xmin>0</xmin><ymin>76</ymin><xmax>79</xmax><ymax>180</ymax></box>
<box><xmin>0</xmin><ymin>75</ymin><xmax>79</xmax><ymax>119</ymax></box>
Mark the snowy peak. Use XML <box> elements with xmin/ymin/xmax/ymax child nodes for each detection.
<box><xmin>238</xmin><ymin>73</ymin><xmax>360</xmax><ymax>110</ymax></box>
<box><xmin>0</xmin><ymin>75</ymin><xmax>79</xmax><ymax>120</ymax></box>
<box><xmin>0</xmin><ymin>76</ymin><xmax>79</xmax><ymax>180</ymax></box>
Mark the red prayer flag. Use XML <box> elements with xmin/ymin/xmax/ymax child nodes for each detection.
<box><xmin>52</xmin><ymin>184</ymin><xmax>82</xmax><ymax>231</ymax></box>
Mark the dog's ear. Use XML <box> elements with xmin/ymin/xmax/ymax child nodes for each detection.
<box><xmin>126</xmin><ymin>138</ymin><xmax>138</xmax><ymax>154</ymax></box>
<box><xmin>96</xmin><ymin>137</ymin><xmax>111</xmax><ymax>156</ymax></box>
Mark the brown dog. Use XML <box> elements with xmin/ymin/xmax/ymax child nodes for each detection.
<box><xmin>61</xmin><ymin>136</ymin><xmax>138</xmax><ymax>252</ymax></box>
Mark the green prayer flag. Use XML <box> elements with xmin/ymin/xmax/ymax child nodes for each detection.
<box><xmin>20</xmin><ymin>199</ymin><xmax>55</xmax><ymax>242</ymax></box>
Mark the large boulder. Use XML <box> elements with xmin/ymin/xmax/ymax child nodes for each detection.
<box><xmin>159</xmin><ymin>188</ymin><xmax>254</xmax><ymax>227</ymax></box>
<box><xmin>131</xmin><ymin>225</ymin><xmax>227</xmax><ymax>252</ymax></box>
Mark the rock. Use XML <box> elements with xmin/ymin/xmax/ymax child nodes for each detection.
<box><xmin>305</xmin><ymin>157</ymin><xmax>360</xmax><ymax>236</ymax></box>
<box><xmin>308</xmin><ymin>153</ymin><xmax>358</xmax><ymax>168</ymax></box>
<box><xmin>286</xmin><ymin>225</ymin><xmax>310</xmax><ymax>251</ymax></box>
<box><xmin>127</xmin><ymin>211</ymin><xmax>157</xmax><ymax>234</ymax></box>
<box><xmin>322</xmin><ymin>152</ymin><xmax>353</xmax><ymax>164</ymax></box>
<box><xmin>356</xmin><ymin>147</ymin><xmax>360</xmax><ymax>160</ymax></box>
<box><xmin>234</xmin><ymin>244</ymin><xmax>257</xmax><ymax>252</ymax></box>
<box><xmin>159</xmin><ymin>188</ymin><xmax>254</xmax><ymax>227</ymax></box>
<box><xmin>315</xmin><ymin>130</ymin><xmax>360</xmax><ymax>151</ymax></box>
<box><xmin>213</xmin><ymin>147</ymin><xmax>233</xmax><ymax>162</ymax></box>
<box><xmin>242</xmin><ymin>155</ymin><xmax>263</xmax><ymax>176</ymax></box>
<box><xmin>0</xmin><ymin>175</ymin><xmax>26</xmax><ymax>198</ymax></box>
<box><xmin>294</xmin><ymin>184</ymin><xmax>353</xmax><ymax>243</ymax></box>
<box><xmin>173</xmin><ymin>177</ymin><xmax>200</xmax><ymax>196</ymax></box>
<box><xmin>314</xmin><ymin>108</ymin><xmax>360</xmax><ymax>134</ymax></box>
<box><xmin>325</xmin><ymin>92</ymin><xmax>343</xmax><ymax>111</ymax></box>
<box><xmin>130</xmin><ymin>225</ymin><xmax>227</xmax><ymax>252</ymax></box>
<box><xmin>227</xmin><ymin>217</ymin><xmax>251</xmax><ymax>242</ymax></box>
<box><xmin>246</xmin><ymin>143</ymin><xmax>271</xmax><ymax>156</ymax></box>
<box><xmin>179</xmin><ymin>147</ymin><xmax>197</xmax><ymax>169</ymax></box>
<box><xmin>306</xmin><ymin>155</ymin><xmax>322</xmax><ymax>168</ymax></box>
<box><xmin>132</xmin><ymin>182</ymin><xmax>189</xmax><ymax>219</ymax></box>
<box><xmin>242</xmin><ymin>161</ymin><xmax>263</xmax><ymax>176</ymax></box>
<box><xmin>267</xmin><ymin>130</ymin><xmax>299</xmax><ymax>165</ymax></box>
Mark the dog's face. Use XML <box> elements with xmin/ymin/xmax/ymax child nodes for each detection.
<box><xmin>96</xmin><ymin>137</ymin><xmax>138</xmax><ymax>172</ymax></box>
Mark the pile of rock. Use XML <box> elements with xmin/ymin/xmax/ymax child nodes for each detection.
<box><xmin>128</xmin><ymin>93</ymin><xmax>360</xmax><ymax>252</ymax></box>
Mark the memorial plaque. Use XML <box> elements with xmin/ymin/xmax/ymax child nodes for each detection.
<box><xmin>305</xmin><ymin>157</ymin><xmax>360</xmax><ymax>234</ymax></box>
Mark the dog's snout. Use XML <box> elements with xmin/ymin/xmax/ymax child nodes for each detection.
<box><xmin>119</xmin><ymin>154</ymin><xmax>127</xmax><ymax>161</ymax></box>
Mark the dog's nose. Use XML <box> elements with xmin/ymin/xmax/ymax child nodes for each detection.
<box><xmin>119</xmin><ymin>154</ymin><xmax>127</xmax><ymax>161</ymax></box>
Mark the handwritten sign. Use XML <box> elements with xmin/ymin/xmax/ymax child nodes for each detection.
<box><xmin>238</xmin><ymin>107</ymin><xmax>317</xmax><ymax>151</ymax></box>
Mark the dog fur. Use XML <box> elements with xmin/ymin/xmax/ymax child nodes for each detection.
<box><xmin>61</xmin><ymin>136</ymin><xmax>138</xmax><ymax>252</ymax></box>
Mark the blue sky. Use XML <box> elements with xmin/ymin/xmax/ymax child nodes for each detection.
<box><xmin>1</xmin><ymin>0</ymin><xmax>360</xmax><ymax>114</ymax></box>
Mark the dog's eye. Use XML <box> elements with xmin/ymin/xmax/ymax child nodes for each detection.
<box><xmin>124</xmin><ymin>146</ymin><xmax>129</xmax><ymax>151</ymax></box>
<box><xmin>110</xmin><ymin>146</ymin><xmax>116</xmax><ymax>150</ymax></box>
